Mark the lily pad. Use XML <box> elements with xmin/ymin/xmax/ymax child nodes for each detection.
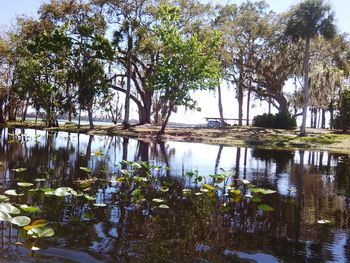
<box><xmin>258</xmin><ymin>204</ymin><xmax>275</xmax><ymax>212</ymax></box>
<box><xmin>317</xmin><ymin>219</ymin><xmax>331</xmax><ymax>224</ymax></box>
<box><xmin>0</xmin><ymin>210</ymin><xmax>12</xmax><ymax>221</ymax></box>
<box><xmin>11</xmin><ymin>168</ymin><xmax>27</xmax><ymax>173</ymax></box>
<box><xmin>28</xmin><ymin>227</ymin><xmax>54</xmax><ymax>238</ymax></box>
<box><xmin>202</xmin><ymin>184</ymin><xmax>216</xmax><ymax>191</ymax></box>
<box><xmin>242</xmin><ymin>179</ymin><xmax>250</xmax><ymax>185</ymax></box>
<box><xmin>0</xmin><ymin>195</ymin><xmax>9</xmax><ymax>202</ymax></box>
<box><xmin>0</xmin><ymin>203</ymin><xmax>20</xmax><ymax>214</ymax></box>
<box><xmin>152</xmin><ymin>198</ymin><xmax>164</xmax><ymax>203</ymax></box>
<box><xmin>158</xmin><ymin>204</ymin><xmax>170</xmax><ymax>209</ymax></box>
<box><xmin>11</xmin><ymin>216</ymin><xmax>31</xmax><ymax>227</ymax></box>
<box><xmin>20</xmin><ymin>205</ymin><xmax>40</xmax><ymax>213</ymax></box>
<box><xmin>4</xmin><ymin>189</ymin><xmax>24</xmax><ymax>196</ymax></box>
<box><xmin>84</xmin><ymin>194</ymin><xmax>96</xmax><ymax>201</ymax></box>
<box><xmin>79</xmin><ymin>167</ymin><xmax>92</xmax><ymax>173</ymax></box>
<box><xmin>17</xmin><ymin>182</ymin><xmax>34</xmax><ymax>187</ymax></box>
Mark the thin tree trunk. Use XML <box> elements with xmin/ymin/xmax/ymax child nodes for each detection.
<box><xmin>122</xmin><ymin>33</ymin><xmax>132</xmax><ymax>129</ymax></box>
<box><xmin>300</xmin><ymin>36</ymin><xmax>311</xmax><ymax>136</ymax></box>
<box><xmin>218</xmin><ymin>82</ymin><xmax>225</xmax><ymax>126</ymax></box>
<box><xmin>158</xmin><ymin>105</ymin><xmax>172</xmax><ymax>135</ymax></box>
<box><xmin>238</xmin><ymin>56</ymin><xmax>244</xmax><ymax>126</ymax></box>
<box><xmin>88</xmin><ymin>108</ymin><xmax>94</xmax><ymax>129</ymax></box>
<box><xmin>214</xmin><ymin>145</ymin><xmax>223</xmax><ymax>174</ymax></box>
<box><xmin>246</xmin><ymin>84</ymin><xmax>251</xmax><ymax>126</ymax></box>
<box><xmin>321</xmin><ymin>109</ymin><xmax>326</xmax><ymax>129</ymax></box>
<box><xmin>78</xmin><ymin>107</ymin><xmax>81</xmax><ymax>129</ymax></box>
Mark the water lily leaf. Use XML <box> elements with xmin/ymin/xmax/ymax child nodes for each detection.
<box><xmin>0</xmin><ymin>203</ymin><xmax>20</xmax><ymax>214</ymax></box>
<box><xmin>259</xmin><ymin>189</ymin><xmax>277</xmax><ymax>195</ymax></box>
<box><xmin>0</xmin><ymin>210</ymin><xmax>12</xmax><ymax>221</ymax></box>
<box><xmin>116</xmin><ymin>177</ymin><xmax>126</xmax><ymax>182</ymax></box>
<box><xmin>202</xmin><ymin>184</ymin><xmax>216</xmax><ymax>191</ymax></box>
<box><xmin>93</xmin><ymin>203</ymin><xmax>107</xmax><ymax>207</ymax></box>
<box><xmin>54</xmin><ymin>187</ymin><xmax>74</xmax><ymax>197</ymax></box>
<box><xmin>195</xmin><ymin>192</ymin><xmax>203</xmax><ymax>196</ymax></box>
<box><xmin>28</xmin><ymin>227</ymin><xmax>54</xmax><ymax>238</ymax></box>
<box><xmin>251</xmin><ymin>188</ymin><xmax>276</xmax><ymax>195</ymax></box>
<box><xmin>4</xmin><ymin>189</ymin><xmax>24</xmax><ymax>196</ymax></box>
<box><xmin>11</xmin><ymin>216</ymin><xmax>31</xmax><ymax>227</ymax></box>
<box><xmin>158</xmin><ymin>204</ymin><xmax>169</xmax><ymax>209</ymax></box>
<box><xmin>160</xmin><ymin>186</ymin><xmax>169</xmax><ymax>192</ymax></box>
<box><xmin>244</xmin><ymin>194</ymin><xmax>253</xmax><ymax>198</ymax></box>
<box><xmin>152</xmin><ymin>198</ymin><xmax>164</xmax><ymax>203</ymax></box>
<box><xmin>133</xmin><ymin>176</ymin><xmax>148</xmax><ymax>182</ymax></box>
<box><xmin>31</xmin><ymin>246</ymin><xmax>40</xmax><ymax>251</ymax></box>
<box><xmin>200</xmin><ymin>188</ymin><xmax>209</xmax><ymax>193</ymax></box>
<box><xmin>11</xmin><ymin>168</ymin><xmax>27</xmax><ymax>173</ymax></box>
<box><xmin>258</xmin><ymin>204</ymin><xmax>274</xmax><ymax>212</ymax></box>
<box><xmin>20</xmin><ymin>205</ymin><xmax>40</xmax><ymax>213</ymax></box>
<box><xmin>84</xmin><ymin>194</ymin><xmax>96</xmax><ymax>201</ymax></box>
<box><xmin>182</xmin><ymin>188</ymin><xmax>191</xmax><ymax>193</ymax></box>
<box><xmin>23</xmin><ymin>219</ymin><xmax>48</xmax><ymax>231</ymax></box>
<box><xmin>79</xmin><ymin>167</ymin><xmax>92</xmax><ymax>173</ymax></box>
<box><xmin>230</xmin><ymin>189</ymin><xmax>241</xmax><ymax>195</ymax></box>
<box><xmin>0</xmin><ymin>195</ymin><xmax>9</xmax><ymax>202</ymax></box>
<box><xmin>317</xmin><ymin>219</ymin><xmax>331</xmax><ymax>224</ymax></box>
<box><xmin>17</xmin><ymin>182</ymin><xmax>34</xmax><ymax>187</ymax></box>
<box><xmin>242</xmin><ymin>179</ymin><xmax>250</xmax><ymax>185</ymax></box>
<box><xmin>34</xmin><ymin>178</ymin><xmax>46</xmax><ymax>182</ymax></box>
<box><xmin>252</xmin><ymin>197</ymin><xmax>262</xmax><ymax>203</ymax></box>
<box><xmin>93</xmin><ymin>151</ymin><xmax>104</xmax><ymax>156</ymax></box>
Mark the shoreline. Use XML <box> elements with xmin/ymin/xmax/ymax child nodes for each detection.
<box><xmin>3</xmin><ymin>121</ymin><xmax>350</xmax><ymax>153</ymax></box>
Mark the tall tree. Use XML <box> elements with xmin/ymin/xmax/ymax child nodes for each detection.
<box><xmin>153</xmin><ymin>5</ymin><xmax>221</xmax><ymax>134</ymax></box>
<box><xmin>286</xmin><ymin>0</ymin><xmax>336</xmax><ymax>136</ymax></box>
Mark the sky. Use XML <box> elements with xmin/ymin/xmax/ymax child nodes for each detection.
<box><xmin>0</xmin><ymin>0</ymin><xmax>349</xmax><ymax>125</ymax></box>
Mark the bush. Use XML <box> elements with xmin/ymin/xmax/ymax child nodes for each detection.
<box><xmin>334</xmin><ymin>89</ymin><xmax>350</xmax><ymax>132</ymax></box>
<box><xmin>253</xmin><ymin>112</ymin><xmax>296</xmax><ymax>129</ymax></box>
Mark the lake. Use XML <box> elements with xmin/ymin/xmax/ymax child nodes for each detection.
<box><xmin>0</xmin><ymin>127</ymin><xmax>349</xmax><ymax>262</ymax></box>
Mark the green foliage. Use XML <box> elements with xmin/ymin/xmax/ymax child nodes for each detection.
<box><xmin>152</xmin><ymin>5</ymin><xmax>222</xmax><ymax>132</ymax></box>
<box><xmin>253</xmin><ymin>112</ymin><xmax>296</xmax><ymax>129</ymax></box>
<box><xmin>334</xmin><ymin>89</ymin><xmax>350</xmax><ymax>131</ymax></box>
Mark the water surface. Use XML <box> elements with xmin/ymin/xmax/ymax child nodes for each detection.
<box><xmin>0</xmin><ymin>128</ymin><xmax>349</xmax><ymax>262</ymax></box>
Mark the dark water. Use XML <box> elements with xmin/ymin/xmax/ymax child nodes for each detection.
<box><xmin>0</xmin><ymin>127</ymin><xmax>350</xmax><ymax>262</ymax></box>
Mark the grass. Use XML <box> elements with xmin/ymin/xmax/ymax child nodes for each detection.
<box><xmin>4</xmin><ymin>121</ymin><xmax>350</xmax><ymax>153</ymax></box>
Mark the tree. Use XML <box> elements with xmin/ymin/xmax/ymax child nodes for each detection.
<box><xmin>153</xmin><ymin>5</ymin><xmax>221</xmax><ymax>135</ymax></box>
<box><xmin>286</xmin><ymin>0</ymin><xmax>336</xmax><ymax>136</ymax></box>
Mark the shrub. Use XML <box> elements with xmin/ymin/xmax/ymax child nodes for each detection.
<box><xmin>334</xmin><ymin>89</ymin><xmax>350</xmax><ymax>132</ymax></box>
<box><xmin>253</xmin><ymin>112</ymin><xmax>296</xmax><ymax>129</ymax></box>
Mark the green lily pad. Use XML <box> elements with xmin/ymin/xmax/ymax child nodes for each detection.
<box><xmin>11</xmin><ymin>168</ymin><xmax>27</xmax><ymax>173</ymax></box>
<box><xmin>317</xmin><ymin>219</ymin><xmax>331</xmax><ymax>224</ymax></box>
<box><xmin>0</xmin><ymin>195</ymin><xmax>9</xmax><ymax>202</ymax></box>
<box><xmin>258</xmin><ymin>204</ymin><xmax>275</xmax><ymax>212</ymax></box>
<box><xmin>202</xmin><ymin>184</ymin><xmax>216</xmax><ymax>191</ymax></box>
<box><xmin>17</xmin><ymin>182</ymin><xmax>34</xmax><ymax>187</ymax></box>
<box><xmin>0</xmin><ymin>210</ymin><xmax>12</xmax><ymax>221</ymax></box>
<box><xmin>93</xmin><ymin>203</ymin><xmax>107</xmax><ymax>207</ymax></box>
<box><xmin>4</xmin><ymin>189</ymin><xmax>24</xmax><ymax>196</ymax></box>
<box><xmin>20</xmin><ymin>205</ymin><xmax>40</xmax><ymax>213</ymax></box>
<box><xmin>0</xmin><ymin>203</ymin><xmax>20</xmax><ymax>214</ymax></box>
<box><xmin>28</xmin><ymin>227</ymin><xmax>54</xmax><ymax>238</ymax></box>
<box><xmin>158</xmin><ymin>204</ymin><xmax>169</xmax><ymax>209</ymax></box>
<box><xmin>79</xmin><ymin>167</ymin><xmax>92</xmax><ymax>173</ymax></box>
<box><xmin>152</xmin><ymin>198</ymin><xmax>164</xmax><ymax>203</ymax></box>
<box><xmin>23</xmin><ymin>219</ymin><xmax>48</xmax><ymax>231</ymax></box>
<box><xmin>84</xmin><ymin>194</ymin><xmax>96</xmax><ymax>201</ymax></box>
<box><xmin>11</xmin><ymin>216</ymin><xmax>31</xmax><ymax>227</ymax></box>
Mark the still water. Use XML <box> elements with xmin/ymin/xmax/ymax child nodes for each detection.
<box><xmin>0</xmin><ymin>127</ymin><xmax>349</xmax><ymax>262</ymax></box>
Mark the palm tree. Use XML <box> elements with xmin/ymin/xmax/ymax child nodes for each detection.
<box><xmin>285</xmin><ymin>0</ymin><xmax>336</xmax><ymax>136</ymax></box>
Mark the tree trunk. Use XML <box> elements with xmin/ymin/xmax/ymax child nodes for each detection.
<box><xmin>122</xmin><ymin>34</ymin><xmax>132</xmax><ymax>129</ymax></box>
<box><xmin>158</xmin><ymin>105</ymin><xmax>172</xmax><ymax>135</ymax></box>
<box><xmin>246</xmin><ymin>84</ymin><xmax>251</xmax><ymax>125</ymax></box>
<box><xmin>218</xmin><ymin>82</ymin><xmax>225</xmax><ymax>126</ymax></box>
<box><xmin>300</xmin><ymin>36</ymin><xmax>311</xmax><ymax>136</ymax></box>
<box><xmin>78</xmin><ymin>108</ymin><xmax>81</xmax><ymax>129</ymax></box>
<box><xmin>88</xmin><ymin>108</ymin><xmax>94</xmax><ymax>129</ymax></box>
<box><xmin>321</xmin><ymin>108</ymin><xmax>326</xmax><ymax>129</ymax></box>
<box><xmin>238</xmin><ymin>56</ymin><xmax>244</xmax><ymax>126</ymax></box>
<box><xmin>21</xmin><ymin>98</ymin><xmax>29</xmax><ymax>122</ymax></box>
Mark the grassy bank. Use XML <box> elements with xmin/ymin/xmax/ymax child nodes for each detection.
<box><xmin>4</xmin><ymin>121</ymin><xmax>350</xmax><ymax>153</ymax></box>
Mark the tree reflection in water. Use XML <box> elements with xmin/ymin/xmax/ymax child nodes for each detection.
<box><xmin>0</xmin><ymin>128</ymin><xmax>348</xmax><ymax>262</ymax></box>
